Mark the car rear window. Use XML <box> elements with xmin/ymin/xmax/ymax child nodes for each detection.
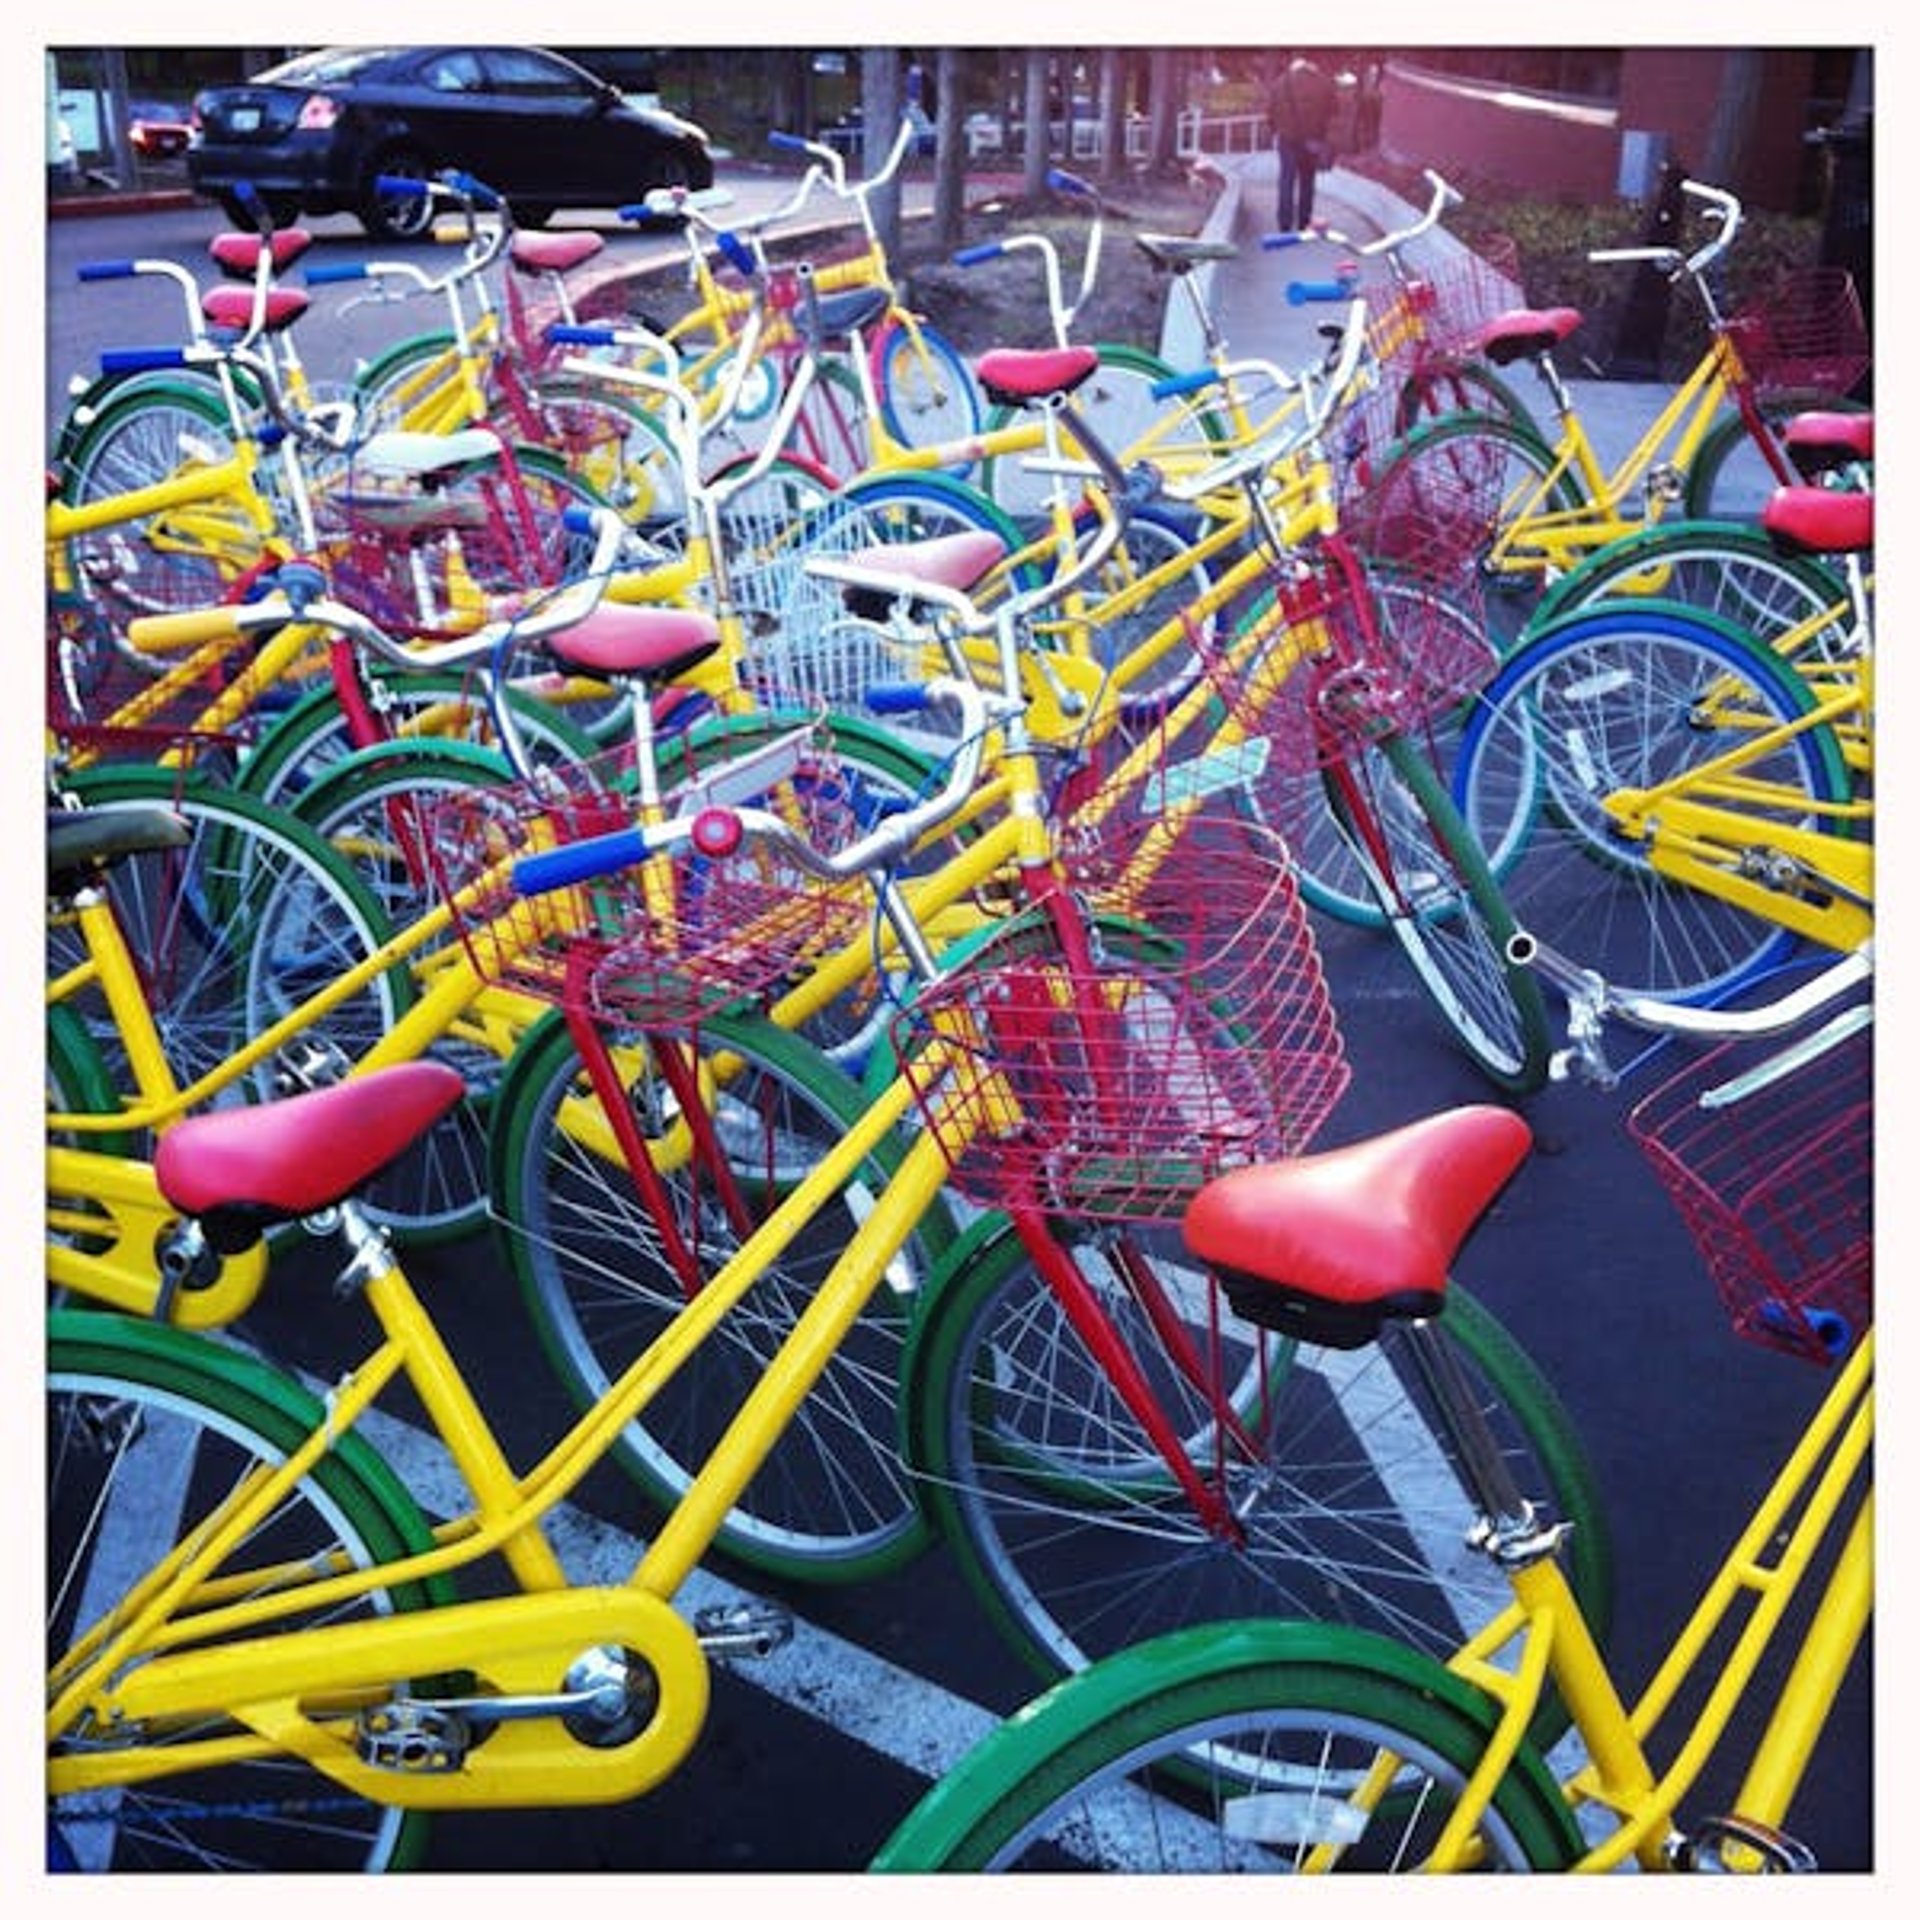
<box><xmin>254</xmin><ymin>47</ymin><xmax>396</xmax><ymax>87</ymax></box>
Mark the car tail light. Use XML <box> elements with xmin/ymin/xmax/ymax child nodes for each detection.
<box><xmin>296</xmin><ymin>94</ymin><xmax>340</xmax><ymax>131</ymax></box>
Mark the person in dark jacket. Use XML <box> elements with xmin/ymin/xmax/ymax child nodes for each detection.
<box><xmin>1268</xmin><ymin>54</ymin><xmax>1338</xmax><ymax>230</ymax></box>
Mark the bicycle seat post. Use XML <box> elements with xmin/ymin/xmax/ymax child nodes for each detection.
<box><xmin>1402</xmin><ymin>1317</ymin><xmax>1566</xmax><ymax>1563</ymax></box>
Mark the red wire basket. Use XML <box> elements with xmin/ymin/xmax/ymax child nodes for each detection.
<box><xmin>1171</xmin><ymin>542</ymin><xmax>1496</xmax><ymax>782</ymax></box>
<box><xmin>890</xmin><ymin>803</ymin><xmax>1349</xmax><ymax>1222</ymax></box>
<box><xmin>314</xmin><ymin>446</ymin><xmax>578</xmax><ymax>641</ymax></box>
<box><xmin>1358</xmin><ymin>233</ymin><xmax>1525</xmax><ymax>370</ymax></box>
<box><xmin>1338</xmin><ymin>234</ymin><xmax>1525</xmax><ymax>481</ymax></box>
<box><xmin>421</xmin><ymin>731</ymin><xmax>876</xmax><ymax>1027</ymax></box>
<box><xmin>1724</xmin><ymin>266</ymin><xmax>1871</xmax><ymax>400</ymax></box>
<box><xmin>1628</xmin><ymin>1014</ymin><xmax>1872</xmax><ymax>1364</ymax></box>
<box><xmin>46</xmin><ymin>591</ymin><xmax>314</xmax><ymax>766</ymax></box>
<box><xmin>1341</xmin><ymin>411</ymin><xmax>1517</xmax><ymax>614</ymax></box>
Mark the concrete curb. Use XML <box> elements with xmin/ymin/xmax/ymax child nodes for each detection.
<box><xmin>48</xmin><ymin>188</ymin><xmax>198</xmax><ymax>219</ymax></box>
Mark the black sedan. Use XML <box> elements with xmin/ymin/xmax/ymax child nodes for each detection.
<box><xmin>188</xmin><ymin>44</ymin><xmax>714</xmax><ymax>239</ymax></box>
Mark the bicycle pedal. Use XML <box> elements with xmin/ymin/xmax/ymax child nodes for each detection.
<box><xmin>356</xmin><ymin>1699</ymin><xmax>471</xmax><ymax>1774</ymax></box>
<box><xmin>1669</xmin><ymin>1813</ymin><xmax>1818</xmax><ymax>1873</ymax></box>
<box><xmin>693</xmin><ymin>1602</ymin><xmax>793</xmax><ymax>1661</ymax></box>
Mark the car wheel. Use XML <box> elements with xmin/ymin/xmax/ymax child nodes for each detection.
<box><xmin>358</xmin><ymin>150</ymin><xmax>436</xmax><ymax>242</ymax></box>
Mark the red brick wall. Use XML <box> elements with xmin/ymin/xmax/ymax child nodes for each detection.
<box><xmin>1376</xmin><ymin>51</ymin><xmax>1818</xmax><ymax>210</ymax></box>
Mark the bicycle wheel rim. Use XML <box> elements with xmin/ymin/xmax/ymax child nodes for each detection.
<box><xmin>492</xmin><ymin>1007</ymin><xmax>946</xmax><ymax>1581</ymax></box>
<box><xmin>909</xmin><ymin>1218</ymin><xmax>1609</xmax><ymax>1726</ymax></box>
<box><xmin>50</xmin><ymin>767</ymin><xmax>407</xmax><ymax>1124</ymax></box>
<box><xmin>1454</xmin><ymin>601</ymin><xmax>1855</xmax><ymax>1003</ymax></box>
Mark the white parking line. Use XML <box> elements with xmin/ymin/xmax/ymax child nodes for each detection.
<box><xmin>331</xmin><ymin>1386</ymin><xmax>1236</xmax><ymax>1868</ymax></box>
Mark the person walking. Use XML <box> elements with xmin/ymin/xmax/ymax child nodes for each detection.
<box><xmin>1268</xmin><ymin>53</ymin><xmax>1338</xmax><ymax>231</ymax></box>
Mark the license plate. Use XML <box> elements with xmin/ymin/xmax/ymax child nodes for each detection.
<box><xmin>230</xmin><ymin>105</ymin><xmax>261</xmax><ymax>132</ymax></box>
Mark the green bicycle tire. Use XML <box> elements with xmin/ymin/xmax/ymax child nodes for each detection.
<box><xmin>1324</xmin><ymin>724</ymin><xmax>1552</xmax><ymax>1092</ymax></box>
<box><xmin>285</xmin><ymin>736</ymin><xmax>574</xmax><ymax>1243</ymax></box>
<box><xmin>1684</xmin><ymin>391</ymin><xmax>1870</xmax><ymax>521</ymax></box>
<box><xmin>349</xmin><ymin>326</ymin><xmax>465</xmax><ymax>438</ymax></box>
<box><xmin>870</xmin><ymin>1616</ymin><xmax>1583</xmax><ymax>1871</ymax></box>
<box><xmin>51</xmin><ymin>765</ymin><xmax>431</xmax><ymax>1234</ymax></box>
<box><xmin>1526</xmin><ymin>518</ymin><xmax>1851</xmax><ymax>663</ymax></box>
<box><xmin>57</xmin><ymin>378</ymin><xmax>258</xmax><ymax>679</ymax></box>
<box><xmin>48</xmin><ymin>1306</ymin><xmax>447</xmax><ymax>1872</ymax></box>
<box><xmin>236</xmin><ymin>665</ymin><xmax>602</xmax><ymax>815</ymax></box>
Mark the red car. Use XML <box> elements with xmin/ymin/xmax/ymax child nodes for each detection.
<box><xmin>128</xmin><ymin>101</ymin><xmax>193</xmax><ymax>160</ymax></box>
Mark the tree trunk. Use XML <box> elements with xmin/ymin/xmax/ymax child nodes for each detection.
<box><xmin>1096</xmin><ymin>46</ymin><xmax>1125</xmax><ymax>182</ymax></box>
<box><xmin>1701</xmin><ymin>48</ymin><xmax>1765</xmax><ymax>195</ymax></box>
<box><xmin>931</xmin><ymin>47</ymin><xmax>966</xmax><ymax>249</ymax></box>
<box><xmin>1021</xmin><ymin>50</ymin><xmax>1051</xmax><ymax>203</ymax></box>
<box><xmin>862</xmin><ymin>48</ymin><xmax>903</xmax><ymax>263</ymax></box>
<box><xmin>1145</xmin><ymin>47</ymin><xmax>1180</xmax><ymax>179</ymax></box>
<box><xmin>767</xmin><ymin>49</ymin><xmax>811</xmax><ymax>141</ymax></box>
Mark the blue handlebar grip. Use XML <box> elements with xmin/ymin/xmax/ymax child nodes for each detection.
<box><xmin>1261</xmin><ymin>231</ymin><xmax>1308</xmax><ymax>251</ymax></box>
<box><xmin>374</xmin><ymin>174</ymin><xmax>430</xmax><ymax>199</ymax></box>
<box><xmin>1150</xmin><ymin>367</ymin><xmax>1220</xmax><ymax>401</ymax></box>
<box><xmin>547</xmin><ymin>323</ymin><xmax>617</xmax><ymax>346</ymax></box>
<box><xmin>1756</xmin><ymin>1298</ymin><xmax>1854</xmax><ymax>1357</ymax></box>
<box><xmin>863</xmin><ymin>682</ymin><xmax>931</xmax><ymax>715</ymax></box>
<box><xmin>561</xmin><ymin>504</ymin><xmax>598</xmax><ymax>534</ymax></box>
<box><xmin>77</xmin><ymin>260</ymin><xmax>138</xmax><ymax>281</ymax></box>
<box><xmin>716</xmin><ymin>231</ymin><xmax>758</xmax><ymax>279</ymax></box>
<box><xmin>442</xmin><ymin>170</ymin><xmax>501</xmax><ymax>207</ymax></box>
<box><xmin>514</xmin><ymin>827</ymin><xmax>653</xmax><ymax>898</ymax></box>
<box><xmin>767</xmin><ymin>130</ymin><xmax>809</xmax><ymax>153</ymax></box>
<box><xmin>101</xmin><ymin>348</ymin><xmax>187</xmax><ymax>373</ymax></box>
<box><xmin>1287</xmin><ymin>280</ymin><xmax>1350</xmax><ymax>305</ymax></box>
<box><xmin>953</xmin><ymin>242</ymin><xmax>1002</xmax><ymax>268</ymax></box>
<box><xmin>1047</xmin><ymin>167</ymin><xmax>1094</xmax><ymax>197</ymax></box>
<box><xmin>304</xmin><ymin>261</ymin><xmax>368</xmax><ymax>285</ymax></box>
<box><xmin>1805</xmin><ymin>1309</ymin><xmax>1854</xmax><ymax>1356</ymax></box>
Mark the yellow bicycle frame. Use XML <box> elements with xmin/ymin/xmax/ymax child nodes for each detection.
<box><xmin>1484</xmin><ymin>333</ymin><xmax>1763</xmax><ymax>584</ymax></box>
<box><xmin>1391</xmin><ymin>1329</ymin><xmax>1873</xmax><ymax>1873</ymax></box>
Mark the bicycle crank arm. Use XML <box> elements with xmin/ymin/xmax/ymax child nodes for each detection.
<box><xmin>64</xmin><ymin>1587</ymin><xmax>709</xmax><ymax>1811</ymax></box>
